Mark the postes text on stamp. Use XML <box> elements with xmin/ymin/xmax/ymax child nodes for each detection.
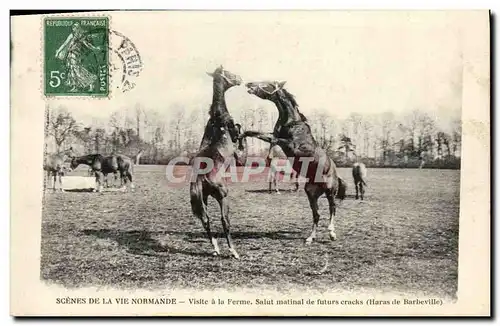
<box><xmin>44</xmin><ymin>17</ymin><xmax>109</xmax><ymax>97</ymax></box>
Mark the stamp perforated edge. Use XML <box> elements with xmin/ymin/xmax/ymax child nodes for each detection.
<box><xmin>39</xmin><ymin>12</ymin><xmax>114</xmax><ymax>101</ymax></box>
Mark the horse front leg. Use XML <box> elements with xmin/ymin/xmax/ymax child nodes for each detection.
<box><xmin>103</xmin><ymin>173</ymin><xmax>110</xmax><ymax>188</ymax></box>
<box><xmin>45</xmin><ymin>170</ymin><xmax>51</xmax><ymax>192</ymax></box>
<box><xmin>119</xmin><ymin>172</ymin><xmax>127</xmax><ymax>191</ymax></box>
<box><xmin>94</xmin><ymin>171</ymin><xmax>104</xmax><ymax>192</ymax></box>
<box><xmin>242</xmin><ymin>131</ymin><xmax>289</xmax><ymax>147</ymax></box>
<box><xmin>126</xmin><ymin>170</ymin><xmax>135</xmax><ymax>191</ymax></box>
<box><xmin>355</xmin><ymin>181</ymin><xmax>359</xmax><ymax>200</ymax></box>
<box><xmin>52</xmin><ymin>173</ymin><xmax>57</xmax><ymax>191</ymax></box>
<box><xmin>58</xmin><ymin>172</ymin><xmax>65</xmax><ymax>192</ymax></box>
<box><xmin>304</xmin><ymin>183</ymin><xmax>324</xmax><ymax>245</ymax></box>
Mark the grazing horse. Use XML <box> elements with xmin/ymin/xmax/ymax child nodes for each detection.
<box><xmin>242</xmin><ymin>80</ymin><xmax>347</xmax><ymax>244</ymax></box>
<box><xmin>267</xmin><ymin>143</ymin><xmax>299</xmax><ymax>194</ymax></box>
<box><xmin>70</xmin><ymin>153</ymin><xmax>135</xmax><ymax>192</ymax></box>
<box><xmin>190</xmin><ymin>65</ymin><xmax>247</xmax><ymax>259</ymax></box>
<box><xmin>43</xmin><ymin>147</ymin><xmax>75</xmax><ymax>191</ymax></box>
<box><xmin>352</xmin><ymin>162</ymin><xmax>367</xmax><ymax>200</ymax></box>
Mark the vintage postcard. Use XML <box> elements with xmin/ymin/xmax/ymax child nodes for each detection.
<box><xmin>10</xmin><ymin>10</ymin><xmax>490</xmax><ymax>316</ymax></box>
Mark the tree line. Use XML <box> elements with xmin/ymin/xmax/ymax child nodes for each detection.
<box><xmin>45</xmin><ymin>103</ymin><xmax>461</xmax><ymax>169</ymax></box>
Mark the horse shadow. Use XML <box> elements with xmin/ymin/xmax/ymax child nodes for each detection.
<box><xmin>64</xmin><ymin>188</ymin><xmax>96</xmax><ymax>193</ymax></box>
<box><xmin>245</xmin><ymin>189</ymin><xmax>300</xmax><ymax>194</ymax></box>
<box><xmin>81</xmin><ymin>229</ymin><xmax>211</xmax><ymax>258</ymax></box>
<box><xmin>167</xmin><ymin>230</ymin><xmax>304</xmax><ymax>242</ymax></box>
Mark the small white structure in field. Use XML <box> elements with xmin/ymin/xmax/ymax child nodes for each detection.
<box><xmin>61</xmin><ymin>176</ymin><xmax>96</xmax><ymax>191</ymax></box>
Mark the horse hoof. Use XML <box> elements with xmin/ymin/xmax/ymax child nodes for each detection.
<box><xmin>329</xmin><ymin>233</ymin><xmax>337</xmax><ymax>241</ymax></box>
<box><xmin>305</xmin><ymin>238</ymin><xmax>313</xmax><ymax>245</ymax></box>
<box><xmin>212</xmin><ymin>251</ymin><xmax>220</xmax><ymax>257</ymax></box>
<box><xmin>229</xmin><ymin>249</ymin><xmax>240</xmax><ymax>259</ymax></box>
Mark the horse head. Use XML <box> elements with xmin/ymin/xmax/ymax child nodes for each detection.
<box><xmin>206</xmin><ymin>65</ymin><xmax>243</xmax><ymax>90</ymax></box>
<box><xmin>69</xmin><ymin>156</ymin><xmax>80</xmax><ymax>170</ymax></box>
<box><xmin>245</xmin><ymin>80</ymin><xmax>287</xmax><ymax>100</ymax></box>
<box><xmin>245</xmin><ymin>80</ymin><xmax>307</xmax><ymax>128</ymax></box>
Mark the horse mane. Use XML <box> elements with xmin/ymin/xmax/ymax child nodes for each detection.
<box><xmin>76</xmin><ymin>153</ymin><xmax>104</xmax><ymax>161</ymax></box>
<box><xmin>279</xmin><ymin>88</ymin><xmax>308</xmax><ymax>122</ymax></box>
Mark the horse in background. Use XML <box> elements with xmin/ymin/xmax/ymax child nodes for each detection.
<box><xmin>242</xmin><ymin>80</ymin><xmax>347</xmax><ymax>244</ymax></box>
<box><xmin>352</xmin><ymin>162</ymin><xmax>367</xmax><ymax>200</ymax></box>
<box><xmin>43</xmin><ymin>147</ymin><xmax>75</xmax><ymax>192</ymax></box>
<box><xmin>70</xmin><ymin>153</ymin><xmax>135</xmax><ymax>192</ymax></box>
<box><xmin>266</xmin><ymin>144</ymin><xmax>299</xmax><ymax>194</ymax></box>
<box><xmin>84</xmin><ymin>149</ymin><xmax>143</xmax><ymax>186</ymax></box>
<box><xmin>190</xmin><ymin>65</ymin><xmax>247</xmax><ymax>259</ymax></box>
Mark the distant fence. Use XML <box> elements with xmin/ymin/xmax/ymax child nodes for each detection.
<box><xmin>136</xmin><ymin>153</ymin><xmax>461</xmax><ymax>170</ymax></box>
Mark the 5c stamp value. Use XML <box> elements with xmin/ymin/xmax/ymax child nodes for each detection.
<box><xmin>43</xmin><ymin>17</ymin><xmax>109</xmax><ymax>97</ymax></box>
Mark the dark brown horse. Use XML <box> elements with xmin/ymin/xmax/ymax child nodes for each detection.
<box><xmin>352</xmin><ymin>162</ymin><xmax>367</xmax><ymax>200</ymax></box>
<box><xmin>190</xmin><ymin>65</ymin><xmax>247</xmax><ymax>259</ymax></box>
<box><xmin>242</xmin><ymin>81</ymin><xmax>347</xmax><ymax>244</ymax></box>
<box><xmin>70</xmin><ymin>153</ymin><xmax>135</xmax><ymax>192</ymax></box>
<box><xmin>43</xmin><ymin>147</ymin><xmax>75</xmax><ymax>191</ymax></box>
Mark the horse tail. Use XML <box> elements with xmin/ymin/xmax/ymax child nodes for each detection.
<box><xmin>134</xmin><ymin>149</ymin><xmax>144</xmax><ymax>165</ymax></box>
<box><xmin>189</xmin><ymin>178</ymin><xmax>204</xmax><ymax>217</ymax></box>
<box><xmin>336</xmin><ymin>176</ymin><xmax>347</xmax><ymax>200</ymax></box>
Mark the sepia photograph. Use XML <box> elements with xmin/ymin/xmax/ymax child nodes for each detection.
<box><xmin>10</xmin><ymin>9</ymin><xmax>490</xmax><ymax>316</ymax></box>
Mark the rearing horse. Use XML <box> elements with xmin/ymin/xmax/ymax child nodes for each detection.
<box><xmin>190</xmin><ymin>65</ymin><xmax>247</xmax><ymax>259</ymax></box>
<box><xmin>242</xmin><ymin>81</ymin><xmax>347</xmax><ymax>244</ymax></box>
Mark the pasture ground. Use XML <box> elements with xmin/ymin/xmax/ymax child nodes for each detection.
<box><xmin>41</xmin><ymin>165</ymin><xmax>460</xmax><ymax>299</ymax></box>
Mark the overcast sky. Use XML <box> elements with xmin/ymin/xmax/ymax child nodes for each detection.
<box><xmin>47</xmin><ymin>11</ymin><xmax>464</xmax><ymax>131</ymax></box>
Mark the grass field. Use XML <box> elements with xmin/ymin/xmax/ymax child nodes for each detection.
<box><xmin>41</xmin><ymin>165</ymin><xmax>460</xmax><ymax>300</ymax></box>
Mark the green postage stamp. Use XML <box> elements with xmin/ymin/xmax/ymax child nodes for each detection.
<box><xmin>43</xmin><ymin>17</ymin><xmax>109</xmax><ymax>97</ymax></box>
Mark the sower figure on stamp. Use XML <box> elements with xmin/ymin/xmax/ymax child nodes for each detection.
<box><xmin>55</xmin><ymin>22</ymin><xmax>103</xmax><ymax>92</ymax></box>
<box><xmin>241</xmin><ymin>80</ymin><xmax>347</xmax><ymax>244</ymax></box>
<box><xmin>190</xmin><ymin>65</ymin><xmax>247</xmax><ymax>259</ymax></box>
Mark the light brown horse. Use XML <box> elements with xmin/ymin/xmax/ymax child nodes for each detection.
<box><xmin>190</xmin><ymin>65</ymin><xmax>247</xmax><ymax>259</ymax></box>
<box><xmin>352</xmin><ymin>162</ymin><xmax>367</xmax><ymax>200</ymax></box>
<box><xmin>267</xmin><ymin>143</ymin><xmax>299</xmax><ymax>194</ymax></box>
<box><xmin>43</xmin><ymin>147</ymin><xmax>75</xmax><ymax>191</ymax></box>
<box><xmin>242</xmin><ymin>81</ymin><xmax>347</xmax><ymax>244</ymax></box>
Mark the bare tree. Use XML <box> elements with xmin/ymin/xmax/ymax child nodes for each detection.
<box><xmin>93</xmin><ymin>128</ymin><xmax>107</xmax><ymax>153</ymax></box>
<box><xmin>378</xmin><ymin>111</ymin><xmax>396</xmax><ymax>163</ymax></box>
<box><xmin>48</xmin><ymin>106</ymin><xmax>79</xmax><ymax>151</ymax></box>
<box><xmin>74</xmin><ymin>127</ymin><xmax>93</xmax><ymax>153</ymax></box>
<box><xmin>451</xmin><ymin>118</ymin><xmax>462</xmax><ymax>157</ymax></box>
<box><xmin>361</xmin><ymin>118</ymin><xmax>374</xmax><ymax>157</ymax></box>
